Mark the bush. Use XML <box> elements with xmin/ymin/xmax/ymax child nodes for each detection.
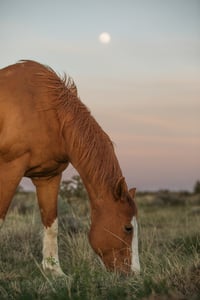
<box><xmin>59</xmin><ymin>175</ymin><xmax>88</xmax><ymax>201</ymax></box>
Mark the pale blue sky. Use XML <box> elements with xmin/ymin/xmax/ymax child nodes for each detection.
<box><xmin>1</xmin><ymin>0</ymin><xmax>200</xmax><ymax>190</ymax></box>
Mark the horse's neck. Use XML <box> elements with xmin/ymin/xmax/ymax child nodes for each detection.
<box><xmin>63</xmin><ymin>123</ymin><xmax>121</xmax><ymax>203</ymax></box>
<box><xmin>69</xmin><ymin>154</ymin><xmax>105</xmax><ymax>202</ymax></box>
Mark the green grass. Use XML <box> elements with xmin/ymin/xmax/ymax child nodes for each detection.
<box><xmin>0</xmin><ymin>193</ymin><xmax>200</xmax><ymax>299</ymax></box>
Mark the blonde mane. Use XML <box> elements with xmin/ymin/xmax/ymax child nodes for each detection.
<box><xmin>23</xmin><ymin>61</ymin><xmax>123</xmax><ymax>193</ymax></box>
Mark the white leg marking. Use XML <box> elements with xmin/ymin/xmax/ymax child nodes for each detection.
<box><xmin>42</xmin><ymin>218</ymin><xmax>65</xmax><ymax>276</ymax></box>
<box><xmin>131</xmin><ymin>216</ymin><xmax>140</xmax><ymax>274</ymax></box>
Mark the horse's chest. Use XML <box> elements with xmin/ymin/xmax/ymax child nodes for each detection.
<box><xmin>25</xmin><ymin>158</ymin><xmax>69</xmax><ymax>178</ymax></box>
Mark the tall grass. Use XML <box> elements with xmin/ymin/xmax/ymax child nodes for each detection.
<box><xmin>0</xmin><ymin>192</ymin><xmax>199</xmax><ymax>299</ymax></box>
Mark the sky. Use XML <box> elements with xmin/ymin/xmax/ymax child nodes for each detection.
<box><xmin>0</xmin><ymin>0</ymin><xmax>200</xmax><ymax>191</ymax></box>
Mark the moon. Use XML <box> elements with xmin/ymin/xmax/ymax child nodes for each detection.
<box><xmin>99</xmin><ymin>32</ymin><xmax>111</xmax><ymax>44</ymax></box>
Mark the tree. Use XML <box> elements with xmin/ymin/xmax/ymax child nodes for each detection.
<box><xmin>194</xmin><ymin>180</ymin><xmax>200</xmax><ymax>194</ymax></box>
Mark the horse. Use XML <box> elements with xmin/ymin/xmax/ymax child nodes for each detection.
<box><xmin>0</xmin><ymin>60</ymin><xmax>140</xmax><ymax>275</ymax></box>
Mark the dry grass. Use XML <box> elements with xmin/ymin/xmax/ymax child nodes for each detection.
<box><xmin>0</xmin><ymin>191</ymin><xmax>199</xmax><ymax>299</ymax></box>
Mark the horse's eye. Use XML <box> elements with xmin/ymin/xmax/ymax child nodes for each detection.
<box><xmin>124</xmin><ymin>224</ymin><xmax>133</xmax><ymax>233</ymax></box>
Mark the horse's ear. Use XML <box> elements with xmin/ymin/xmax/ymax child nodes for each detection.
<box><xmin>129</xmin><ymin>187</ymin><xmax>136</xmax><ymax>199</ymax></box>
<box><xmin>114</xmin><ymin>177</ymin><xmax>127</xmax><ymax>200</ymax></box>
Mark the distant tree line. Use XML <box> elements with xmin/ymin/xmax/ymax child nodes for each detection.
<box><xmin>16</xmin><ymin>177</ymin><xmax>200</xmax><ymax>195</ymax></box>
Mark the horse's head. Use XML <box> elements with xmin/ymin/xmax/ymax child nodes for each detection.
<box><xmin>89</xmin><ymin>177</ymin><xmax>140</xmax><ymax>274</ymax></box>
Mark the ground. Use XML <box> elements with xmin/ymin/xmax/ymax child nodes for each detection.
<box><xmin>0</xmin><ymin>187</ymin><xmax>200</xmax><ymax>300</ymax></box>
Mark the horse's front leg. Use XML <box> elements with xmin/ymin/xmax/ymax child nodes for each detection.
<box><xmin>32</xmin><ymin>174</ymin><xmax>65</xmax><ymax>277</ymax></box>
<box><xmin>0</xmin><ymin>154</ymin><xmax>29</xmax><ymax>227</ymax></box>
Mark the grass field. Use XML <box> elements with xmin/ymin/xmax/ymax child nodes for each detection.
<box><xmin>0</xmin><ymin>189</ymin><xmax>200</xmax><ymax>300</ymax></box>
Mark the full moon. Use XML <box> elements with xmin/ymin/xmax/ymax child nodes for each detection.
<box><xmin>99</xmin><ymin>32</ymin><xmax>111</xmax><ymax>44</ymax></box>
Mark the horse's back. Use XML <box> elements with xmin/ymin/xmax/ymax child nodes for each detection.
<box><xmin>0</xmin><ymin>60</ymin><xmax>48</xmax><ymax>107</ymax></box>
<box><xmin>0</xmin><ymin>61</ymin><xmax>42</xmax><ymax>143</ymax></box>
<box><xmin>0</xmin><ymin>61</ymin><xmax>64</xmax><ymax>165</ymax></box>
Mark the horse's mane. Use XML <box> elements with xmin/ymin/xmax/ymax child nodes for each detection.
<box><xmin>20</xmin><ymin>60</ymin><xmax>123</xmax><ymax>194</ymax></box>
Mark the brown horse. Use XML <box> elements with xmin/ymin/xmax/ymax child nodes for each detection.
<box><xmin>0</xmin><ymin>60</ymin><xmax>140</xmax><ymax>275</ymax></box>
